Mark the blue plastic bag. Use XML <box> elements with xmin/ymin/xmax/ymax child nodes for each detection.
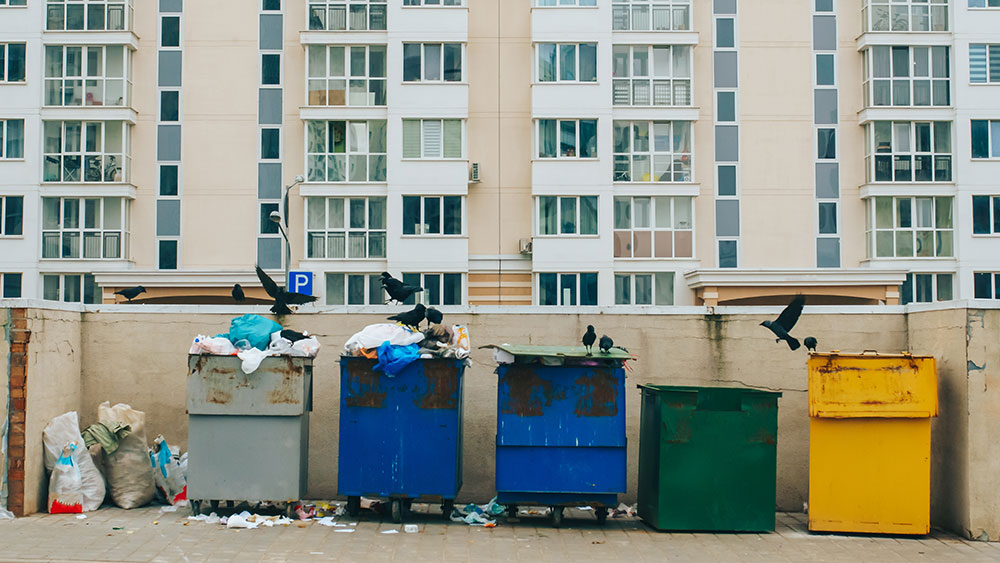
<box><xmin>225</xmin><ymin>314</ymin><xmax>281</xmax><ymax>351</ymax></box>
<box><xmin>374</xmin><ymin>341</ymin><xmax>420</xmax><ymax>377</ymax></box>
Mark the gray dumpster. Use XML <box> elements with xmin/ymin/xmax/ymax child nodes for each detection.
<box><xmin>186</xmin><ymin>354</ymin><xmax>312</xmax><ymax>515</ymax></box>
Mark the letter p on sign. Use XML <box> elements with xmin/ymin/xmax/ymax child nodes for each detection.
<box><xmin>288</xmin><ymin>271</ymin><xmax>313</xmax><ymax>296</ymax></box>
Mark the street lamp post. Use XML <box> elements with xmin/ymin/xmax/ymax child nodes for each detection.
<box><xmin>269</xmin><ymin>175</ymin><xmax>305</xmax><ymax>288</ymax></box>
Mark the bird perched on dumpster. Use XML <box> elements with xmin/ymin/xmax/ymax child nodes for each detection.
<box><xmin>232</xmin><ymin>284</ymin><xmax>245</xmax><ymax>302</ymax></box>
<box><xmin>761</xmin><ymin>295</ymin><xmax>806</xmax><ymax>351</ymax></box>
<box><xmin>426</xmin><ymin>307</ymin><xmax>443</xmax><ymax>326</ymax></box>
<box><xmin>388</xmin><ymin>303</ymin><xmax>426</xmax><ymax>330</ymax></box>
<box><xmin>582</xmin><ymin>325</ymin><xmax>597</xmax><ymax>356</ymax></box>
<box><xmin>114</xmin><ymin>285</ymin><xmax>146</xmax><ymax>302</ymax></box>
<box><xmin>255</xmin><ymin>265</ymin><xmax>318</xmax><ymax>315</ymax></box>
<box><xmin>599</xmin><ymin>334</ymin><xmax>614</xmax><ymax>354</ymax></box>
<box><xmin>380</xmin><ymin>272</ymin><xmax>423</xmax><ymax>304</ymax></box>
<box><xmin>804</xmin><ymin>336</ymin><xmax>818</xmax><ymax>352</ymax></box>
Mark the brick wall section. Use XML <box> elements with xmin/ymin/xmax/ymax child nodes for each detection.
<box><xmin>6</xmin><ymin>308</ymin><xmax>30</xmax><ymax>517</ymax></box>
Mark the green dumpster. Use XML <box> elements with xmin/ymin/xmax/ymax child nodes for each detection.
<box><xmin>637</xmin><ymin>385</ymin><xmax>782</xmax><ymax>532</ymax></box>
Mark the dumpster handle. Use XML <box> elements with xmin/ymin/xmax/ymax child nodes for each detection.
<box><xmin>860</xmin><ymin>350</ymin><xmax>880</xmax><ymax>355</ymax></box>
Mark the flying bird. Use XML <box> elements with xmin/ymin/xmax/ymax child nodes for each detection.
<box><xmin>388</xmin><ymin>303</ymin><xmax>426</xmax><ymax>329</ymax></box>
<box><xmin>804</xmin><ymin>336</ymin><xmax>818</xmax><ymax>352</ymax></box>
<box><xmin>114</xmin><ymin>285</ymin><xmax>146</xmax><ymax>302</ymax></box>
<box><xmin>380</xmin><ymin>272</ymin><xmax>423</xmax><ymax>304</ymax></box>
<box><xmin>255</xmin><ymin>265</ymin><xmax>318</xmax><ymax>315</ymax></box>
<box><xmin>599</xmin><ymin>334</ymin><xmax>614</xmax><ymax>354</ymax></box>
<box><xmin>761</xmin><ymin>295</ymin><xmax>806</xmax><ymax>351</ymax></box>
<box><xmin>425</xmin><ymin>307</ymin><xmax>443</xmax><ymax>326</ymax></box>
<box><xmin>582</xmin><ymin>325</ymin><xmax>597</xmax><ymax>356</ymax></box>
<box><xmin>232</xmin><ymin>284</ymin><xmax>245</xmax><ymax>302</ymax></box>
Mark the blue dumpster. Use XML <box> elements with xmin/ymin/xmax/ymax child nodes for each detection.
<box><xmin>338</xmin><ymin>356</ymin><xmax>465</xmax><ymax>522</ymax></box>
<box><xmin>490</xmin><ymin>344</ymin><xmax>630</xmax><ymax>527</ymax></box>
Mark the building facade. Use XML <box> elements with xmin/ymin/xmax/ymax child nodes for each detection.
<box><xmin>0</xmin><ymin>0</ymin><xmax>998</xmax><ymax>307</ymax></box>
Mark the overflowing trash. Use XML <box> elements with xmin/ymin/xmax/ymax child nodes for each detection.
<box><xmin>343</xmin><ymin>322</ymin><xmax>472</xmax><ymax>377</ymax></box>
<box><xmin>189</xmin><ymin>314</ymin><xmax>321</xmax><ymax>374</ymax></box>
<box><xmin>449</xmin><ymin>497</ymin><xmax>505</xmax><ymax>527</ymax></box>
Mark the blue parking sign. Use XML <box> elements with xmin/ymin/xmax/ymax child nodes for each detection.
<box><xmin>288</xmin><ymin>271</ymin><xmax>313</xmax><ymax>296</ymax></box>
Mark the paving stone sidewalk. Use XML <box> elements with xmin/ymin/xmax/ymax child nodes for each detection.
<box><xmin>0</xmin><ymin>506</ymin><xmax>998</xmax><ymax>563</ymax></box>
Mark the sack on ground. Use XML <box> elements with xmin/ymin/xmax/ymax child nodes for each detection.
<box><xmin>99</xmin><ymin>402</ymin><xmax>155</xmax><ymax>509</ymax></box>
<box><xmin>48</xmin><ymin>443</ymin><xmax>83</xmax><ymax>514</ymax></box>
<box><xmin>150</xmin><ymin>435</ymin><xmax>187</xmax><ymax>505</ymax></box>
<box><xmin>43</xmin><ymin>412</ymin><xmax>106</xmax><ymax>511</ymax></box>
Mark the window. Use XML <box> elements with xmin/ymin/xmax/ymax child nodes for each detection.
<box><xmin>41</xmin><ymin>197</ymin><xmax>130</xmax><ymax>260</ymax></box>
<box><xmin>719</xmin><ymin>239</ymin><xmax>738</xmax><ymax>268</ymax></box>
<box><xmin>306</xmin><ymin>196</ymin><xmax>386</xmax><ymax>258</ymax></box>
<box><xmin>42</xmin><ymin>273</ymin><xmax>102</xmax><ymax>304</ymax></box>
<box><xmin>158</xmin><ymin>240</ymin><xmax>177</xmax><ymax>270</ymax></box>
<box><xmin>44</xmin><ymin>45</ymin><xmax>131</xmax><ymax>107</ymax></box>
<box><xmin>863</xmin><ymin>46</ymin><xmax>950</xmax><ymax>107</ymax></box>
<box><xmin>404</xmin><ymin>0</ymin><xmax>463</xmax><ymax>5</ymax></box>
<box><xmin>615</xmin><ymin>273</ymin><xmax>674</xmax><ymax>305</ymax></box>
<box><xmin>818</xmin><ymin>201</ymin><xmax>838</xmax><ymax>234</ymax></box>
<box><xmin>612</xmin><ymin>45</ymin><xmax>691</xmax><ymax>106</ymax></box>
<box><xmin>612</xmin><ymin>0</ymin><xmax>690</xmax><ymax>30</ymax></box>
<box><xmin>867</xmin><ymin>196</ymin><xmax>953</xmax><ymax>258</ymax></box>
<box><xmin>899</xmin><ymin>272</ymin><xmax>953</xmax><ymax>304</ymax></box>
<box><xmin>969</xmin><ymin>45</ymin><xmax>1000</xmax><ymax>84</ymax></box>
<box><xmin>973</xmin><ymin>272</ymin><xmax>1000</xmax><ymax>299</ymax></box>
<box><xmin>0</xmin><ymin>43</ymin><xmax>26</xmax><ymax>83</ymax></box>
<box><xmin>538</xmin><ymin>119</ymin><xmax>597</xmax><ymax>159</ymax></box>
<box><xmin>325</xmin><ymin>273</ymin><xmax>385</xmax><ymax>305</ymax></box>
<box><xmin>971</xmin><ymin>120</ymin><xmax>1000</xmax><ymax>159</ymax></box>
<box><xmin>0</xmin><ymin>119</ymin><xmax>24</xmax><ymax>159</ymax></box>
<box><xmin>969</xmin><ymin>0</ymin><xmax>1000</xmax><ymax>6</ymax></box>
<box><xmin>537</xmin><ymin>43</ymin><xmax>597</xmax><ymax>83</ymax></box>
<box><xmin>614</xmin><ymin>196</ymin><xmax>692</xmax><ymax>258</ymax></box>
<box><xmin>1</xmin><ymin>273</ymin><xmax>22</xmax><ymax>299</ymax></box>
<box><xmin>537</xmin><ymin>0</ymin><xmax>596</xmax><ymax>5</ymax></box>
<box><xmin>263</xmin><ymin>0</ymin><xmax>281</xmax><ymax>9</ymax></box>
<box><xmin>262</xmin><ymin>54</ymin><xmax>280</xmax><ymax>85</ymax></box>
<box><xmin>46</xmin><ymin>0</ymin><xmax>131</xmax><ymax>31</ymax></box>
<box><xmin>161</xmin><ymin>16</ymin><xmax>180</xmax><ymax>47</ymax></box>
<box><xmin>261</xmin><ymin>128</ymin><xmax>280</xmax><ymax>159</ymax></box>
<box><xmin>538</xmin><ymin>273</ymin><xmax>598</xmax><ymax>307</ymax></box>
<box><xmin>307</xmin><ymin>45</ymin><xmax>386</xmax><ymax>106</ymax></box>
<box><xmin>402</xmin><ymin>119</ymin><xmax>463</xmax><ymax>159</ymax></box>
<box><xmin>865</xmin><ymin>121</ymin><xmax>951</xmax><ymax>182</ymax></box>
<box><xmin>403</xmin><ymin>43</ymin><xmax>463</xmax><ymax>82</ymax></box>
<box><xmin>308</xmin><ymin>0</ymin><xmax>386</xmax><ymax>31</ymax></box>
<box><xmin>306</xmin><ymin>120</ymin><xmax>387</xmax><ymax>182</ymax></box>
<box><xmin>43</xmin><ymin>121</ymin><xmax>129</xmax><ymax>183</ymax></box>
<box><xmin>0</xmin><ymin>195</ymin><xmax>23</xmax><ymax>236</ymax></box>
<box><xmin>613</xmin><ymin>121</ymin><xmax>692</xmax><ymax>182</ymax></box>
<box><xmin>972</xmin><ymin>195</ymin><xmax>1000</xmax><ymax>234</ymax></box>
<box><xmin>159</xmin><ymin>165</ymin><xmax>178</xmax><ymax>196</ymax></box>
<box><xmin>863</xmin><ymin>0</ymin><xmax>948</xmax><ymax>32</ymax></box>
<box><xmin>402</xmin><ymin>196</ymin><xmax>463</xmax><ymax>235</ymax></box>
<box><xmin>160</xmin><ymin>91</ymin><xmax>179</xmax><ymax>121</ymax></box>
<box><xmin>816</xmin><ymin>53</ymin><xmax>836</xmax><ymax>86</ymax></box>
<box><xmin>817</xmin><ymin>128</ymin><xmax>837</xmax><ymax>159</ymax></box>
<box><xmin>538</xmin><ymin>196</ymin><xmax>598</xmax><ymax>235</ymax></box>
<box><xmin>401</xmin><ymin>273</ymin><xmax>462</xmax><ymax>306</ymax></box>
<box><xmin>0</xmin><ymin>0</ymin><xmax>29</xmax><ymax>6</ymax></box>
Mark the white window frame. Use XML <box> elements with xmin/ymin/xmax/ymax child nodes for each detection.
<box><xmin>971</xmin><ymin>120</ymin><xmax>1000</xmax><ymax>159</ymax></box>
<box><xmin>307</xmin><ymin>0</ymin><xmax>386</xmax><ymax>31</ymax></box>
<box><xmin>0</xmin><ymin>195</ymin><xmax>24</xmax><ymax>237</ymax></box>
<box><xmin>305</xmin><ymin>119</ymin><xmax>387</xmax><ymax>183</ymax></box>
<box><xmin>0</xmin><ymin>43</ymin><xmax>26</xmax><ymax>83</ymax></box>
<box><xmin>537</xmin><ymin>272</ymin><xmax>599</xmax><ymax>307</ymax></box>
<box><xmin>613</xmin><ymin>196</ymin><xmax>693</xmax><ymax>258</ymax></box>
<box><xmin>305</xmin><ymin>196</ymin><xmax>387</xmax><ymax>259</ymax></box>
<box><xmin>536</xmin><ymin>0</ymin><xmax>597</xmax><ymax>6</ymax></box>
<box><xmin>536</xmin><ymin>195</ymin><xmax>599</xmax><ymax>236</ymax></box>
<box><xmin>611</xmin><ymin>0</ymin><xmax>690</xmax><ymax>31</ymax></box>
<box><xmin>863</xmin><ymin>46</ymin><xmax>950</xmax><ymax>108</ymax></box>
<box><xmin>612</xmin><ymin>45</ymin><xmax>692</xmax><ymax>107</ymax></box>
<box><xmin>42</xmin><ymin>120</ymin><xmax>130</xmax><ymax>183</ymax></box>
<box><xmin>865</xmin><ymin>121</ymin><xmax>952</xmax><ymax>183</ymax></box>
<box><xmin>0</xmin><ymin>119</ymin><xmax>25</xmax><ymax>160</ymax></box>
<box><xmin>402</xmin><ymin>195</ymin><xmax>464</xmax><ymax>236</ymax></box>
<box><xmin>260</xmin><ymin>52</ymin><xmax>283</xmax><ymax>87</ymax></box>
<box><xmin>969</xmin><ymin>0</ymin><xmax>1000</xmax><ymax>7</ymax></box>
<box><xmin>968</xmin><ymin>44</ymin><xmax>1000</xmax><ymax>84</ymax></box>
<box><xmin>973</xmin><ymin>272</ymin><xmax>1000</xmax><ymax>299</ymax></box>
<box><xmin>613</xmin><ymin>120</ymin><xmax>692</xmax><ymax>183</ymax></box>
<box><xmin>862</xmin><ymin>0</ymin><xmax>949</xmax><ymax>32</ymax></box>
<box><xmin>817</xmin><ymin>200</ymin><xmax>840</xmax><ymax>237</ymax></box>
<box><xmin>537</xmin><ymin>118</ymin><xmax>598</xmax><ymax>159</ymax></box>
<box><xmin>717</xmin><ymin>238</ymin><xmax>739</xmax><ymax>268</ymax></box>
<box><xmin>325</xmin><ymin>272</ymin><xmax>386</xmax><ymax>305</ymax></box>
<box><xmin>41</xmin><ymin>196</ymin><xmax>130</xmax><ymax>260</ymax></box>
<box><xmin>971</xmin><ymin>195</ymin><xmax>1000</xmax><ymax>235</ymax></box>
<box><xmin>159</xmin><ymin>14</ymin><xmax>182</xmax><ymax>49</ymax></box>
<box><xmin>306</xmin><ymin>45</ymin><xmax>387</xmax><ymax>107</ymax></box>
<box><xmin>402</xmin><ymin>43</ymin><xmax>464</xmax><ymax>83</ymax></box>
<box><xmin>0</xmin><ymin>0</ymin><xmax>29</xmax><ymax>6</ymax></box>
<box><xmin>867</xmin><ymin>196</ymin><xmax>954</xmax><ymax>259</ymax></box>
<box><xmin>814</xmin><ymin>53</ymin><xmax>838</xmax><ymax>87</ymax></box>
<box><xmin>44</xmin><ymin>45</ymin><xmax>132</xmax><ymax>107</ymax></box>
<box><xmin>45</xmin><ymin>0</ymin><xmax>133</xmax><ymax>31</ymax></box>
<box><xmin>614</xmin><ymin>272</ymin><xmax>675</xmax><ymax>306</ymax></box>
<box><xmin>402</xmin><ymin>119</ymin><xmax>464</xmax><ymax>159</ymax></box>
<box><xmin>536</xmin><ymin>43</ymin><xmax>597</xmax><ymax>83</ymax></box>
<box><xmin>402</xmin><ymin>272</ymin><xmax>464</xmax><ymax>306</ymax></box>
<box><xmin>41</xmin><ymin>273</ymin><xmax>102</xmax><ymax>304</ymax></box>
<box><xmin>1</xmin><ymin>272</ymin><xmax>23</xmax><ymax>299</ymax></box>
<box><xmin>403</xmin><ymin>0</ymin><xmax>464</xmax><ymax>6</ymax></box>
<box><xmin>900</xmin><ymin>272</ymin><xmax>953</xmax><ymax>304</ymax></box>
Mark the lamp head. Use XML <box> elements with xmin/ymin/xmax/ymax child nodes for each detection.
<box><xmin>268</xmin><ymin>210</ymin><xmax>282</xmax><ymax>224</ymax></box>
<box><xmin>294</xmin><ymin>174</ymin><xmax>305</xmax><ymax>184</ymax></box>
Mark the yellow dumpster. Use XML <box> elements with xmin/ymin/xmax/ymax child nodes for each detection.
<box><xmin>808</xmin><ymin>351</ymin><xmax>937</xmax><ymax>535</ymax></box>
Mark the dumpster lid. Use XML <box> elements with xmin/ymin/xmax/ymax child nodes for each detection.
<box><xmin>810</xmin><ymin>350</ymin><xmax>934</xmax><ymax>360</ymax></box>
<box><xmin>638</xmin><ymin>384</ymin><xmax>781</xmax><ymax>397</ymax></box>
<box><xmin>482</xmin><ymin>344</ymin><xmax>633</xmax><ymax>361</ymax></box>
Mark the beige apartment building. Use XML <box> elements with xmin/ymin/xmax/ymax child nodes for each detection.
<box><xmin>1</xmin><ymin>0</ymin><xmax>998</xmax><ymax>308</ymax></box>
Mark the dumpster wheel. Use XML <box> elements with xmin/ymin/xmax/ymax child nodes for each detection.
<box><xmin>346</xmin><ymin>496</ymin><xmax>361</xmax><ymax>517</ymax></box>
<box><xmin>596</xmin><ymin>507</ymin><xmax>607</xmax><ymax>525</ymax></box>
<box><xmin>190</xmin><ymin>500</ymin><xmax>202</xmax><ymax>516</ymax></box>
<box><xmin>441</xmin><ymin>499</ymin><xmax>454</xmax><ymax>518</ymax></box>
<box><xmin>551</xmin><ymin>506</ymin><xmax>564</xmax><ymax>528</ymax></box>
<box><xmin>391</xmin><ymin>499</ymin><xmax>404</xmax><ymax>523</ymax></box>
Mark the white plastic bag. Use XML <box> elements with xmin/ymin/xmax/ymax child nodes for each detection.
<box><xmin>344</xmin><ymin>324</ymin><xmax>423</xmax><ymax>355</ymax></box>
<box><xmin>99</xmin><ymin>402</ymin><xmax>155</xmax><ymax>509</ymax></box>
<box><xmin>237</xmin><ymin>347</ymin><xmax>272</xmax><ymax>374</ymax></box>
<box><xmin>189</xmin><ymin>335</ymin><xmax>236</xmax><ymax>356</ymax></box>
<box><xmin>268</xmin><ymin>336</ymin><xmax>294</xmax><ymax>355</ymax></box>
<box><xmin>291</xmin><ymin>336</ymin><xmax>321</xmax><ymax>357</ymax></box>
<box><xmin>48</xmin><ymin>443</ymin><xmax>83</xmax><ymax>514</ymax></box>
<box><xmin>150</xmin><ymin>436</ymin><xmax>187</xmax><ymax>505</ymax></box>
<box><xmin>43</xmin><ymin>412</ymin><xmax>105</xmax><ymax>512</ymax></box>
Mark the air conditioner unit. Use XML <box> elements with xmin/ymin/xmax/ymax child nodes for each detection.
<box><xmin>469</xmin><ymin>162</ymin><xmax>481</xmax><ymax>183</ymax></box>
<box><xmin>519</xmin><ymin>238</ymin><xmax>533</xmax><ymax>255</ymax></box>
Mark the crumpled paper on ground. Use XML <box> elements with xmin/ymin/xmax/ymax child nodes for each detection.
<box><xmin>449</xmin><ymin>497</ymin><xmax>505</xmax><ymax>527</ymax></box>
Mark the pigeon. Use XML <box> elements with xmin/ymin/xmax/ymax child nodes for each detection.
<box><xmin>114</xmin><ymin>285</ymin><xmax>146</xmax><ymax>302</ymax></box>
<box><xmin>599</xmin><ymin>334</ymin><xmax>614</xmax><ymax>354</ymax></box>
<box><xmin>388</xmin><ymin>303</ymin><xmax>426</xmax><ymax>329</ymax></box>
<box><xmin>381</xmin><ymin>272</ymin><xmax>424</xmax><ymax>304</ymax></box>
<box><xmin>761</xmin><ymin>295</ymin><xmax>806</xmax><ymax>351</ymax></box>
<box><xmin>255</xmin><ymin>265</ymin><xmax>318</xmax><ymax>315</ymax></box>
<box><xmin>804</xmin><ymin>336</ymin><xmax>818</xmax><ymax>352</ymax></box>
<box><xmin>426</xmin><ymin>307</ymin><xmax>443</xmax><ymax>326</ymax></box>
<box><xmin>582</xmin><ymin>325</ymin><xmax>597</xmax><ymax>356</ymax></box>
<box><xmin>232</xmin><ymin>284</ymin><xmax>245</xmax><ymax>302</ymax></box>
